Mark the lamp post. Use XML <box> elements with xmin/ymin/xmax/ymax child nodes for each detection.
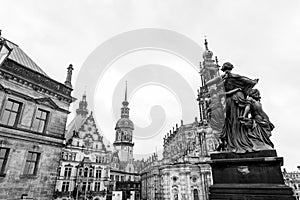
<box><xmin>0</xmin><ymin>32</ymin><xmax>12</xmax><ymax>67</ymax></box>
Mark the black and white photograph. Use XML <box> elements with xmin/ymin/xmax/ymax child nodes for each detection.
<box><xmin>0</xmin><ymin>0</ymin><xmax>299</xmax><ymax>200</ymax></box>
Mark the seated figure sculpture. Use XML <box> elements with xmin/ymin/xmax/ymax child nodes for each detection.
<box><xmin>239</xmin><ymin>88</ymin><xmax>274</xmax><ymax>150</ymax></box>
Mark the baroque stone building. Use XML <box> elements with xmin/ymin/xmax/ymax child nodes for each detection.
<box><xmin>140</xmin><ymin>39</ymin><xmax>221</xmax><ymax>200</ymax></box>
<box><xmin>283</xmin><ymin>167</ymin><xmax>300</xmax><ymax>200</ymax></box>
<box><xmin>0</xmin><ymin>35</ymin><xmax>74</xmax><ymax>199</ymax></box>
<box><xmin>140</xmin><ymin>119</ymin><xmax>213</xmax><ymax>200</ymax></box>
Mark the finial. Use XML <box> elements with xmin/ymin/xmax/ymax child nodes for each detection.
<box><xmin>0</xmin><ymin>30</ymin><xmax>2</xmax><ymax>37</ymax></box>
<box><xmin>204</xmin><ymin>36</ymin><xmax>208</xmax><ymax>50</ymax></box>
<box><xmin>195</xmin><ymin>117</ymin><xmax>198</xmax><ymax>122</ymax></box>
<box><xmin>215</xmin><ymin>56</ymin><xmax>218</xmax><ymax>65</ymax></box>
<box><xmin>83</xmin><ymin>86</ymin><xmax>87</xmax><ymax>96</ymax></box>
<box><xmin>181</xmin><ymin>120</ymin><xmax>183</xmax><ymax>126</ymax></box>
<box><xmin>176</xmin><ymin>123</ymin><xmax>178</xmax><ymax>129</ymax></box>
<box><xmin>64</xmin><ymin>64</ymin><xmax>74</xmax><ymax>88</ymax></box>
<box><xmin>125</xmin><ymin>81</ymin><xmax>128</xmax><ymax>102</ymax></box>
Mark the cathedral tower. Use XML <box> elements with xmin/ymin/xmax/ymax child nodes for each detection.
<box><xmin>113</xmin><ymin>82</ymin><xmax>134</xmax><ymax>163</ymax></box>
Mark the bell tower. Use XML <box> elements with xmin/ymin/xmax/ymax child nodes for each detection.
<box><xmin>113</xmin><ymin>82</ymin><xmax>134</xmax><ymax>163</ymax></box>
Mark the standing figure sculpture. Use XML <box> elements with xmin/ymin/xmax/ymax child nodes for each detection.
<box><xmin>206</xmin><ymin>62</ymin><xmax>259</xmax><ymax>153</ymax></box>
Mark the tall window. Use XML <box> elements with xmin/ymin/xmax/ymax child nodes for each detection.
<box><xmin>57</xmin><ymin>167</ymin><xmax>61</xmax><ymax>176</ymax></box>
<box><xmin>32</xmin><ymin>109</ymin><xmax>49</xmax><ymax>133</ymax></box>
<box><xmin>83</xmin><ymin>168</ymin><xmax>88</xmax><ymax>177</ymax></box>
<box><xmin>23</xmin><ymin>152</ymin><xmax>40</xmax><ymax>175</ymax></box>
<box><xmin>94</xmin><ymin>182</ymin><xmax>101</xmax><ymax>191</ymax></box>
<box><xmin>78</xmin><ymin>168</ymin><xmax>83</xmax><ymax>176</ymax></box>
<box><xmin>89</xmin><ymin>168</ymin><xmax>93</xmax><ymax>177</ymax></box>
<box><xmin>64</xmin><ymin>167</ymin><xmax>72</xmax><ymax>178</ymax></box>
<box><xmin>96</xmin><ymin>156</ymin><xmax>101</xmax><ymax>163</ymax></box>
<box><xmin>1</xmin><ymin>99</ymin><xmax>22</xmax><ymax>126</ymax></box>
<box><xmin>82</xmin><ymin>182</ymin><xmax>91</xmax><ymax>191</ymax></box>
<box><xmin>62</xmin><ymin>181</ymin><xmax>70</xmax><ymax>192</ymax></box>
<box><xmin>95</xmin><ymin>169</ymin><xmax>101</xmax><ymax>179</ymax></box>
<box><xmin>0</xmin><ymin>148</ymin><xmax>9</xmax><ymax>175</ymax></box>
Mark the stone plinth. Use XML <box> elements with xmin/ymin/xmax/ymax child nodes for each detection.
<box><xmin>208</xmin><ymin>150</ymin><xmax>295</xmax><ymax>200</ymax></box>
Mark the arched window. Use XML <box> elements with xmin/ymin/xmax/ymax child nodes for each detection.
<box><xmin>89</xmin><ymin>168</ymin><xmax>94</xmax><ymax>177</ymax></box>
<box><xmin>84</xmin><ymin>168</ymin><xmax>88</xmax><ymax>177</ymax></box>
<box><xmin>193</xmin><ymin>189</ymin><xmax>199</xmax><ymax>200</ymax></box>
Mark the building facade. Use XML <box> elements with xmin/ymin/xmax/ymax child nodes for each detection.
<box><xmin>54</xmin><ymin>94</ymin><xmax>111</xmax><ymax>200</ymax></box>
<box><xmin>283</xmin><ymin>167</ymin><xmax>300</xmax><ymax>200</ymax></box>
<box><xmin>140</xmin><ymin>119</ymin><xmax>213</xmax><ymax>200</ymax></box>
<box><xmin>55</xmin><ymin>84</ymin><xmax>141</xmax><ymax>200</ymax></box>
<box><xmin>140</xmin><ymin>39</ymin><xmax>222</xmax><ymax>200</ymax></box>
<box><xmin>0</xmin><ymin>35</ymin><xmax>74</xmax><ymax>199</ymax></box>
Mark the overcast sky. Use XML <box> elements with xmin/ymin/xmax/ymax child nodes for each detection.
<box><xmin>1</xmin><ymin>0</ymin><xmax>300</xmax><ymax>171</ymax></box>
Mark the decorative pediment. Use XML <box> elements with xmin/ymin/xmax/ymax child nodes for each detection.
<box><xmin>35</xmin><ymin>97</ymin><xmax>59</xmax><ymax>109</ymax></box>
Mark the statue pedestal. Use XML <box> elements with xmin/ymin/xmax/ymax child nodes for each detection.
<box><xmin>208</xmin><ymin>150</ymin><xmax>295</xmax><ymax>200</ymax></box>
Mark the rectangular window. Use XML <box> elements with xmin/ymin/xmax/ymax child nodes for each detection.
<box><xmin>64</xmin><ymin>167</ymin><xmax>72</xmax><ymax>178</ymax></box>
<box><xmin>1</xmin><ymin>99</ymin><xmax>22</xmax><ymax>126</ymax></box>
<box><xmin>94</xmin><ymin>182</ymin><xmax>101</xmax><ymax>191</ymax></box>
<box><xmin>96</xmin><ymin>169</ymin><xmax>101</xmax><ymax>179</ymax></box>
<box><xmin>82</xmin><ymin>182</ymin><xmax>87</xmax><ymax>191</ymax></box>
<box><xmin>23</xmin><ymin>152</ymin><xmax>40</xmax><ymax>175</ymax></box>
<box><xmin>62</xmin><ymin>181</ymin><xmax>70</xmax><ymax>192</ymax></box>
<box><xmin>121</xmin><ymin>176</ymin><xmax>124</xmax><ymax>182</ymax></box>
<box><xmin>110</xmin><ymin>175</ymin><xmax>114</xmax><ymax>181</ymax></box>
<box><xmin>82</xmin><ymin>182</ymin><xmax>91</xmax><ymax>191</ymax></box>
<box><xmin>32</xmin><ymin>109</ymin><xmax>49</xmax><ymax>133</ymax></box>
<box><xmin>0</xmin><ymin>148</ymin><xmax>9</xmax><ymax>174</ymax></box>
<box><xmin>96</xmin><ymin>156</ymin><xmax>101</xmax><ymax>163</ymax></box>
<box><xmin>116</xmin><ymin>175</ymin><xmax>119</xmax><ymax>181</ymax></box>
<box><xmin>84</xmin><ymin>168</ymin><xmax>88</xmax><ymax>177</ymax></box>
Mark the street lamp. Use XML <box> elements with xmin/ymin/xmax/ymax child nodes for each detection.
<box><xmin>0</xmin><ymin>32</ymin><xmax>12</xmax><ymax>67</ymax></box>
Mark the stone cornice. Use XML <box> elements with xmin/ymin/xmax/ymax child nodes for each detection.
<box><xmin>0</xmin><ymin>59</ymin><xmax>75</xmax><ymax>104</ymax></box>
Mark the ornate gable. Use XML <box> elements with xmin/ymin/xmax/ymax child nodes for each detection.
<box><xmin>69</xmin><ymin>112</ymin><xmax>106</xmax><ymax>151</ymax></box>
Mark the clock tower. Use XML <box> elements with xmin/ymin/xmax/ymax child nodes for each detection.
<box><xmin>113</xmin><ymin>82</ymin><xmax>134</xmax><ymax>163</ymax></box>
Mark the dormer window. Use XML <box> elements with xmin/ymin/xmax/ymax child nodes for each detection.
<box><xmin>32</xmin><ymin>109</ymin><xmax>49</xmax><ymax>133</ymax></box>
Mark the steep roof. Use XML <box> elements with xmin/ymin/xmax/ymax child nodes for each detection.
<box><xmin>5</xmin><ymin>39</ymin><xmax>48</xmax><ymax>76</ymax></box>
<box><xmin>65</xmin><ymin>114</ymin><xmax>87</xmax><ymax>140</ymax></box>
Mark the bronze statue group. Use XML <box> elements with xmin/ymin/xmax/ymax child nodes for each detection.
<box><xmin>206</xmin><ymin>62</ymin><xmax>274</xmax><ymax>153</ymax></box>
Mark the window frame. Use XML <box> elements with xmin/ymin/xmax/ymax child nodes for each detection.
<box><xmin>23</xmin><ymin>151</ymin><xmax>40</xmax><ymax>176</ymax></box>
<box><xmin>94</xmin><ymin>181</ymin><xmax>101</xmax><ymax>191</ymax></box>
<box><xmin>0</xmin><ymin>147</ymin><xmax>10</xmax><ymax>175</ymax></box>
<box><xmin>64</xmin><ymin>166</ymin><xmax>72</xmax><ymax>178</ymax></box>
<box><xmin>62</xmin><ymin>181</ymin><xmax>70</xmax><ymax>192</ymax></box>
<box><xmin>31</xmin><ymin>108</ymin><xmax>49</xmax><ymax>133</ymax></box>
<box><xmin>1</xmin><ymin>98</ymin><xmax>23</xmax><ymax>127</ymax></box>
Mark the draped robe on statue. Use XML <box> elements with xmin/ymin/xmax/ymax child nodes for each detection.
<box><xmin>220</xmin><ymin>72</ymin><xmax>257</xmax><ymax>153</ymax></box>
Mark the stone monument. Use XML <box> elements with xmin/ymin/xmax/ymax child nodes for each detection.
<box><xmin>205</xmin><ymin>62</ymin><xmax>295</xmax><ymax>199</ymax></box>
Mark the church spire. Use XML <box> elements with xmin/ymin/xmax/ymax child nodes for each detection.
<box><xmin>121</xmin><ymin>82</ymin><xmax>129</xmax><ymax>118</ymax></box>
<box><xmin>204</xmin><ymin>37</ymin><xmax>209</xmax><ymax>50</ymax></box>
<box><xmin>125</xmin><ymin>80</ymin><xmax>128</xmax><ymax>102</ymax></box>
<box><xmin>76</xmin><ymin>92</ymin><xmax>89</xmax><ymax>117</ymax></box>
